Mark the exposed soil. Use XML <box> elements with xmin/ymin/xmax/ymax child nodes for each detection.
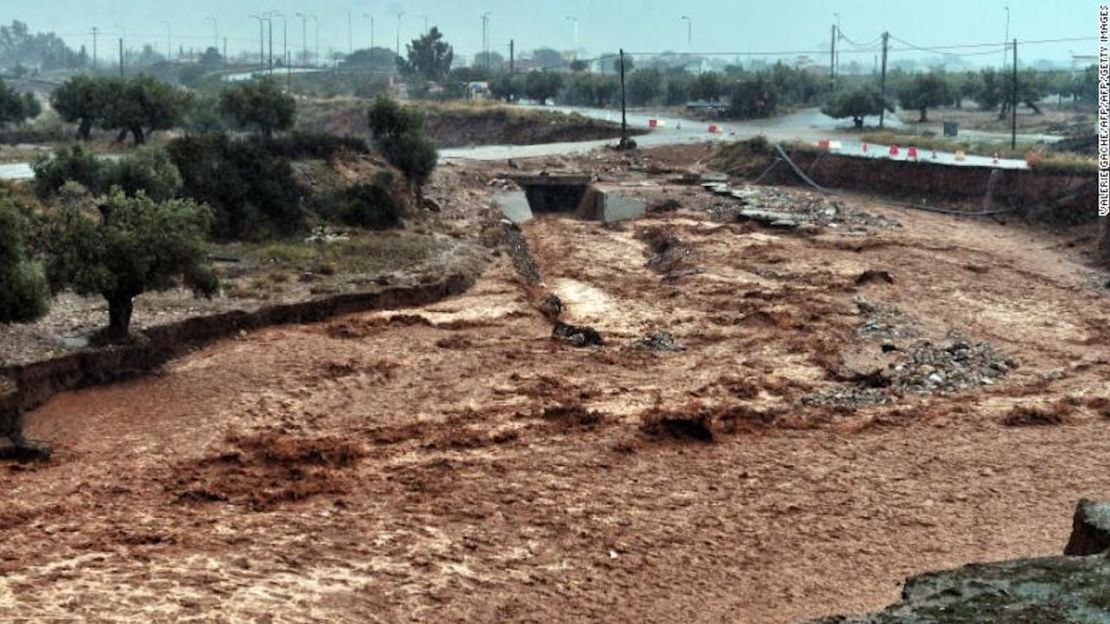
<box><xmin>2</xmin><ymin>144</ymin><xmax>1110</xmax><ymax>623</ymax></box>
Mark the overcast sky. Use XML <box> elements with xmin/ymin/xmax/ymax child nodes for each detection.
<box><xmin>10</xmin><ymin>0</ymin><xmax>1102</xmax><ymax>66</ymax></box>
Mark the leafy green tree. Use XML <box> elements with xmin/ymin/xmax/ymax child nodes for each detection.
<box><xmin>32</xmin><ymin>144</ymin><xmax>103</xmax><ymax>197</ymax></box>
<box><xmin>898</xmin><ymin>73</ymin><xmax>949</xmax><ymax>122</ymax></box>
<box><xmin>218</xmin><ymin>78</ymin><xmax>295</xmax><ymax>139</ymax></box>
<box><xmin>0</xmin><ymin>77</ymin><xmax>40</xmax><ymax>127</ymax></box>
<box><xmin>32</xmin><ymin>145</ymin><xmax>181</xmax><ymax>201</ymax></box>
<box><xmin>524</xmin><ymin>70</ymin><xmax>563</xmax><ymax>105</ymax></box>
<box><xmin>400</xmin><ymin>27</ymin><xmax>454</xmax><ymax>82</ymax></box>
<box><xmin>690</xmin><ymin>71</ymin><xmax>724</xmax><ymax>102</ymax></box>
<box><xmin>489</xmin><ymin>73</ymin><xmax>524</xmax><ymax>102</ymax></box>
<box><xmin>343</xmin><ymin>47</ymin><xmax>399</xmax><ymax>73</ymax></box>
<box><xmin>0</xmin><ymin>197</ymin><xmax>50</xmax><ymax>323</ymax></box>
<box><xmin>44</xmin><ymin>190</ymin><xmax>217</xmax><ymax>339</ymax></box>
<box><xmin>198</xmin><ymin>46</ymin><xmax>223</xmax><ymax>70</ymax></box>
<box><xmin>627</xmin><ymin>68</ymin><xmax>662</xmax><ymax>106</ymax></box>
<box><xmin>101</xmin><ymin>147</ymin><xmax>182</xmax><ymax>202</ymax></box>
<box><xmin>532</xmin><ymin>48</ymin><xmax>568</xmax><ymax>70</ymax></box>
<box><xmin>821</xmin><ymin>87</ymin><xmax>890</xmax><ymax>128</ymax></box>
<box><xmin>367</xmin><ymin>97</ymin><xmax>438</xmax><ymax>192</ymax></box>
<box><xmin>100</xmin><ymin>75</ymin><xmax>189</xmax><ymax>145</ymax></box>
<box><xmin>167</xmin><ymin>134</ymin><xmax>304</xmax><ymax>240</ymax></box>
<box><xmin>728</xmin><ymin>75</ymin><xmax>777</xmax><ymax>119</ymax></box>
<box><xmin>50</xmin><ymin>75</ymin><xmax>109</xmax><ymax>140</ymax></box>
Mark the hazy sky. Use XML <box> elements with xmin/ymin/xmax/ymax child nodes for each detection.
<box><xmin>9</xmin><ymin>0</ymin><xmax>1102</xmax><ymax>66</ymax></box>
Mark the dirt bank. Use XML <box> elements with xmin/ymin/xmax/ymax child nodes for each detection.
<box><xmin>718</xmin><ymin>141</ymin><xmax>1098</xmax><ymax>227</ymax></box>
<box><xmin>2</xmin><ymin>145</ymin><xmax>1109</xmax><ymax>622</ymax></box>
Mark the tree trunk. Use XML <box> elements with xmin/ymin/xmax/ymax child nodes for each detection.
<box><xmin>919</xmin><ymin>108</ymin><xmax>928</xmax><ymax>122</ymax></box>
<box><xmin>131</xmin><ymin>126</ymin><xmax>146</xmax><ymax>145</ymax></box>
<box><xmin>78</xmin><ymin>118</ymin><xmax>92</xmax><ymax>141</ymax></box>
<box><xmin>853</xmin><ymin>115</ymin><xmax>863</xmax><ymax>129</ymax></box>
<box><xmin>107</xmin><ymin>292</ymin><xmax>135</xmax><ymax>340</ymax></box>
<box><xmin>1026</xmin><ymin>100</ymin><xmax>1043</xmax><ymax>115</ymax></box>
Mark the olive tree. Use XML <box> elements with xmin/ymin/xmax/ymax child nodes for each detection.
<box><xmin>50</xmin><ymin>75</ymin><xmax>109</xmax><ymax>140</ymax></box>
<box><xmin>367</xmin><ymin>97</ymin><xmax>438</xmax><ymax>192</ymax></box>
<box><xmin>0</xmin><ymin>77</ymin><xmax>40</xmax><ymax>127</ymax></box>
<box><xmin>821</xmin><ymin>87</ymin><xmax>891</xmax><ymax>129</ymax></box>
<box><xmin>44</xmin><ymin>191</ymin><xmax>217</xmax><ymax>339</ymax></box>
<box><xmin>0</xmin><ymin>197</ymin><xmax>49</xmax><ymax>323</ymax></box>
<box><xmin>100</xmin><ymin>76</ymin><xmax>189</xmax><ymax>145</ymax></box>
<box><xmin>898</xmin><ymin>73</ymin><xmax>950</xmax><ymax>122</ymax></box>
<box><xmin>218</xmin><ymin>78</ymin><xmax>295</xmax><ymax>139</ymax></box>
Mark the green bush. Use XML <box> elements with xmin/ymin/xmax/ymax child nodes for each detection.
<box><xmin>265</xmin><ymin>131</ymin><xmax>368</xmax><ymax>161</ymax></box>
<box><xmin>101</xmin><ymin>146</ymin><xmax>183</xmax><ymax>201</ymax></box>
<box><xmin>367</xmin><ymin>97</ymin><xmax>438</xmax><ymax>190</ymax></box>
<box><xmin>31</xmin><ymin>144</ymin><xmax>102</xmax><ymax>197</ymax></box>
<box><xmin>219</xmin><ymin>78</ymin><xmax>296</xmax><ymax>139</ymax></box>
<box><xmin>32</xmin><ymin>145</ymin><xmax>182</xmax><ymax>201</ymax></box>
<box><xmin>334</xmin><ymin>174</ymin><xmax>403</xmax><ymax>229</ymax></box>
<box><xmin>0</xmin><ymin>198</ymin><xmax>50</xmax><ymax>323</ymax></box>
<box><xmin>166</xmin><ymin>134</ymin><xmax>304</xmax><ymax>240</ymax></box>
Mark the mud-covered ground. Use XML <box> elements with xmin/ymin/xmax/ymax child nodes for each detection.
<box><xmin>3</xmin><ymin>145</ymin><xmax>1110</xmax><ymax>623</ymax></box>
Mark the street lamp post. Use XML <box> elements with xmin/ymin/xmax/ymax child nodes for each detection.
<box><xmin>249</xmin><ymin>14</ymin><xmax>267</xmax><ymax>70</ymax></box>
<box><xmin>393</xmin><ymin>11</ymin><xmax>404</xmax><ymax>60</ymax></box>
<box><xmin>295</xmin><ymin>13</ymin><xmax>308</xmax><ymax>67</ymax></box>
<box><xmin>1003</xmin><ymin>5</ymin><xmax>1011</xmax><ymax>70</ymax></box>
<box><xmin>363</xmin><ymin>14</ymin><xmax>375</xmax><ymax>51</ymax></box>
<box><xmin>681</xmin><ymin>15</ymin><xmax>692</xmax><ymax>50</ymax></box>
<box><xmin>481</xmin><ymin>12</ymin><xmax>492</xmax><ymax>70</ymax></box>
<box><xmin>309</xmin><ymin>14</ymin><xmax>319</xmax><ymax>67</ymax></box>
<box><xmin>419</xmin><ymin>15</ymin><xmax>429</xmax><ymax>34</ymax></box>
<box><xmin>565</xmin><ymin>16</ymin><xmax>578</xmax><ymax>61</ymax></box>
<box><xmin>272</xmin><ymin>12</ymin><xmax>287</xmax><ymax>78</ymax></box>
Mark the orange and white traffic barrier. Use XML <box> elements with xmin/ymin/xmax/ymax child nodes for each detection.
<box><xmin>955</xmin><ymin>150</ymin><xmax>966</xmax><ymax>162</ymax></box>
<box><xmin>861</xmin><ymin>141</ymin><xmax>869</xmax><ymax>153</ymax></box>
<box><xmin>818</xmin><ymin>138</ymin><xmax>830</xmax><ymax>149</ymax></box>
<box><xmin>907</xmin><ymin>146</ymin><xmax>918</xmax><ymax>160</ymax></box>
<box><xmin>648</xmin><ymin>119</ymin><xmax>658</xmax><ymax>129</ymax></box>
<box><xmin>992</xmin><ymin>152</ymin><xmax>999</xmax><ymax>164</ymax></box>
<box><xmin>889</xmin><ymin>144</ymin><xmax>900</xmax><ymax>157</ymax></box>
<box><xmin>708</xmin><ymin>124</ymin><xmax>719</xmax><ymax>134</ymax></box>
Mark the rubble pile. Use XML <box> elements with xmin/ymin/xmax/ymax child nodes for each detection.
<box><xmin>630</xmin><ymin>331</ymin><xmax>683</xmax><ymax>352</ymax></box>
<box><xmin>855</xmin><ymin>297</ymin><xmax>920</xmax><ymax>341</ymax></box>
<box><xmin>701</xmin><ymin>182</ymin><xmax>899</xmax><ymax>232</ymax></box>
<box><xmin>887</xmin><ymin>332</ymin><xmax>1016</xmax><ymax>394</ymax></box>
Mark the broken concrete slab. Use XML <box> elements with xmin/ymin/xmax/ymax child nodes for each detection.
<box><xmin>493</xmin><ymin>190</ymin><xmax>533</xmax><ymax>224</ymax></box>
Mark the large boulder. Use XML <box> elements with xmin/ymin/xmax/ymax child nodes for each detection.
<box><xmin>1065</xmin><ymin>498</ymin><xmax>1110</xmax><ymax>556</ymax></box>
<box><xmin>810</xmin><ymin>500</ymin><xmax>1110</xmax><ymax>623</ymax></box>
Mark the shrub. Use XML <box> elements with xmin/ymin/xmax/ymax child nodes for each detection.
<box><xmin>219</xmin><ymin>78</ymin><xmax>296</xmax><ymax>139</ymax></box>
<box><xmin>265</xmin><ymin>131</ymin><xmax>368</xmax><ymax>161</ymax></box>
<box><xmin>367</xmin><ymin>97</ymin><xmax>438</xmax><ymax>191</ymax></box>
<box><xmin>100</xmin><ymin>146</ymin><xmax>183</xmax><ymax>201</ymax></box>
<box><xmin>334</xmin><ymin>174</ymin><xmax>403</xmax><ymax>229</ymax></box>
<box><xmin>167</xmin><ymin>134</ymin><xmax>304</xmax><ymax>240</ymax></box>
<box><xmin>31</xmin><ymin>144</ymin><xmax>103</xmax><ymax>197</ymax></box>
<box><xmin>32</xmin><ymin>145</ymin><xmax>182</xmax><ymax>201</ymax></box>
<box><xmin>0</xmin><ymin>197</ymin><xmax>50</xmax><ymax>323</ymax></box>
<box><xmin>43</xmin><ymin>190</ymin><xmax>217</xmax><ymax>339</ymax></box>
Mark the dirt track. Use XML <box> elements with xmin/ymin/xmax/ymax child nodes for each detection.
<box><xmin>3</xmin><ymin>149</ymin><xmax>1110</xmax><ymax>623</ymax></box>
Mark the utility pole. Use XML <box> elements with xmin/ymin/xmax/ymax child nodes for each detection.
<box><xmin>878</xmin><ymin>31</ymin><xmax>889</xmax><ymax>128</ymax></box>
<box><xmin>205</xmin><ymin>16</ymin><xmax>219</xmax><ymax>52</ymax></box>
<box><xmin>223</xmin><ymin>37</ymin><xmax>228</xmax><ymax>64</ymax></box>
<box><xmin>420</xmin><ymin>15</ymin><xmax>429</xmax><ymax>34</ymax></box>
<box><xmin>348</xmin><ymin>12</ymin><xmax>353</xmax><ymax>56</ymax></box>
<box><xmin>118</xmin><ymin>38</ymin><xmax>124</xmax><ymax>77</ymax></box>
<box><xmin>830</xmin><ymin>24</ymin><xmax>837</xmax><ymax>92</ymax></box>
<box><xmin>1011</xmin><ymin>38</ymin><xmax>1018</xmax><ymax>150</ymax></box>
<box><xmin>91</xmin><ymin>27</ymin><xmax>99</xmax><ymax>71</ymax></box>
<box><xmin>509</xmin><ymin>39</ymin><xmax>514</xmax><ymax>75</ymax></box>
<box><xmin>364</xmin><ymin>14</ymin><xmax>375</xmax><ymax>51</ymax></box>
<box><xmin>296</xmin><ymin>13</ymin><xmax>308</xmax><ymax>67</ymax></box>
<box><xmin>267</xmin><ymin>14</ymin><xmax>274</xmax><ymax>73</ymax></box>
<box><xmin>681</xmin><ymin>16</ymin><xmax>691</xmax><ymax>51</ymax></box>
<box><xmin>566</xmin><ymin>16</ymin><xmax>578</xmax><ymax>61</ymax></box>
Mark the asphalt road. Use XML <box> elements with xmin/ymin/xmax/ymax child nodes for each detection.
<box><xmin>1</xmin><ymin>106</ymin><xmax>1055</xmax><ymax>181</ymax></box>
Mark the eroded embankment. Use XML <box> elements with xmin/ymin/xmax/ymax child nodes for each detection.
<box><xmin>0</xmin><ymin>272</ymin><xmax>478</xmax><ymax>436</ymax></box>
<box><xmin>718</xmin><ymin>143</ymin><xmax>1097</xmax><ymax>226</ymax></box>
